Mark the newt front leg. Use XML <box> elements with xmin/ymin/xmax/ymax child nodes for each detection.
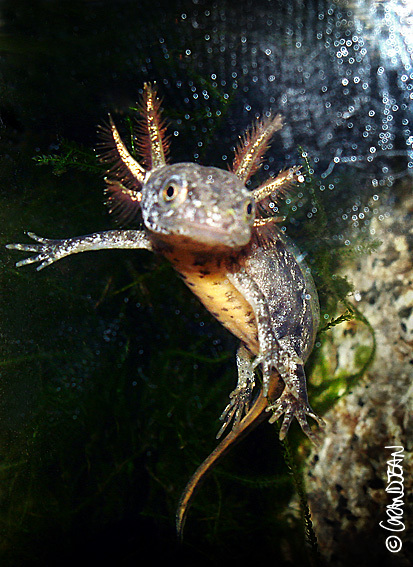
<box><xmin>7</xmin><ymin>229</ymin><xmax>154</xmax><ymax>269</ymax></box>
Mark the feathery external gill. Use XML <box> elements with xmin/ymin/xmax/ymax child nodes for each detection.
<box><xmin>252</xmin><ymin>167</ymin><xmax>300</xmax><ymax>203</ymax></box>
<box><xmin>232</xmin><ymin>113</ymin><xmax>283</xmax><ymax>183</ymax></box>
<box><xmin>136</xmin><ymin>83</ymin><xmax>170</xmax><ymax>169</ymax></box>
<box><xmin>104</xmin><ymin>179</ymin><xmax>143</xmax><ymax>225</ymax></box>
<box><xmin>98</xmin><ymin>116</ymin><xmax>147</xmax><ymax>184</ymax></box>
<box><xmin>99</xmin><ymin>84</ymin><xmax>169</xmax><ymax>224</ymax></box>
<box><xmin>253</xmin><ymin>166</ymin><xmax>303</xmax><ymax>217</ymax></box>
<box><xmin>97</xmin><ymin>116</ymin><xmax>146</xmax><ymax>225</ymax></box>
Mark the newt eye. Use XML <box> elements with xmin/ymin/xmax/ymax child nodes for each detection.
<box><xmin>162</xmin><ymin>183</ymin><xmax>179</xmax><ymax>201</ymax></box>
<box><xmin>159</xmin><ymin>176</ymin><xmax>188</xmax><ymax>207</ymax></box>
<box><xmin>244</xmin><ymin>198</ymin><xmax>255</xmax><ymax>220</ymax></box>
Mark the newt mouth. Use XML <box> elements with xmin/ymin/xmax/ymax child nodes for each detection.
<box><xmin>158</xmin><ymin>221</ymin><xmax>252</xmax><ymax>250</ymax></box>
<box><xmin>181</xmin><ymin>222</ymin><xmax>251</xmax><ymax>246</ymax></box>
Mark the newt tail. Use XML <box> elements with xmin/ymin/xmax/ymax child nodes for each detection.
<box><xmin>176</xmin><ymin>374</ymin><xmax>282</xmax><ymax>538</ymax></box>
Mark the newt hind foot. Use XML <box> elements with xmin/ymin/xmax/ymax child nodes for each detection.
<box><xmin>216</xmin><ymin>382</ymin><xmax>255</xmax><ymax>439</ymax></box>
<box><xmin>266</xmin><ymin>389</ymin><xmax>325</xmax><ymax>443</ymax></box>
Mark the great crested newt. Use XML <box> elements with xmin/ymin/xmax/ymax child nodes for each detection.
<box><xmin>7</xmin><ymin>83</ymin><xmax>324</xmax><ymax>536</ymax></box>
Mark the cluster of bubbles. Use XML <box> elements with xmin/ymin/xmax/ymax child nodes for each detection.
<box><xmin>140</xmin><ymin>0</ymin><xmax>412</xmax><ymax>250</ymax></box>
<box><xmin>147</xmin><ymin>1</ymin><xmax>412</xmax><ymax>194</ymax></box>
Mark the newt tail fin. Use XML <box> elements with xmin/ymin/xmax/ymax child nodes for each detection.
<box><xmin>176</xmin><ymin>390</ymin><xmax>270</xmax><ymax>539</ymax></box>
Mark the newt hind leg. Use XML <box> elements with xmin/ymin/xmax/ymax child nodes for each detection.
<box><xmin>216</xmin><ymin>344</ymin><xmax>256</xmax><ymax>439</ymax></box>
<box><xmin>266</xmin><ymin>364</ymin><xmax>325</xmax><ymax>443</ymax></box>
<box><xmin>218</xmin><ymin>344</ymin><xmax>325</xmax><ymax>443</ymax></box>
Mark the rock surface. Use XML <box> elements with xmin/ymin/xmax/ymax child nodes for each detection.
<box><xmin>306</xmin><ymin>186</ymin><xmax>413</xmax><ymax>566</ymax></box>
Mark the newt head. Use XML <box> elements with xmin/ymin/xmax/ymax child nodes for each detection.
<box><xmin>141</xmin><ymin>162</ymin><xmax>256</xmax><ymax>251</ymax></box>
<box><xmin>98</xmin><ymin>83</ymin><xmax>257</xmax><ymax>253</ymax></box>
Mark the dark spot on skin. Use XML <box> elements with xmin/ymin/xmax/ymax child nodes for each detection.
<box><xmin>275</xmin><ymin>239</ymin><xmax>285</xmax><ymax>254</ymax></box>
<box><xmin>193</xmin><ymin>258</ymin><xmax>208</xmax><ymax>267</ymax></box>
<box><xmin>274</xmin><ymin>321</ymin><xmax>292</xmax><ymax>340</ymax></box>
<box><xmin>198</xmin><ymin>269</ymin><xmax>211</xmax><ymax>276</ymax></box>
<box><xmin>294</xmin><ymin>324</ymin><xmax>303</xmax><ymax>337</ymax></box>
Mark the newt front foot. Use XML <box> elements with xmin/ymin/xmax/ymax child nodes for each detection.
<box><xmin>6</xmin><ymin>232</ymin><xmax>67</xmax><ymax>270</ymax></box>
<box><xmin>266</xmin><ymin>390</ymin><xmax>325</xmax><ymax>443</ymax></box>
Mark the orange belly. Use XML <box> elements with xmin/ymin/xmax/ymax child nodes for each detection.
<box><xmin>164</xmin><ymin>250</ymin><xmax>259</xmax><ymax>354</ymax></box>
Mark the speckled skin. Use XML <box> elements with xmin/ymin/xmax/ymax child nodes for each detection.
<box><xmin>7</xmin><ymin>84</ymin><xmax>323</xmax><ymax>535</ymax></box>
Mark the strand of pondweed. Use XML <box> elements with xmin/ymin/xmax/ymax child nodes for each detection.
<box><xmin>276</xmin><ymin>427</ymin><xmax>323</xmax><ymax>567</ymax></box>
<box><xmin>33</xmin><ymin>139</ymin><xmax>102</xmax><ymax>175</ymax></box>
<box><xmin>318</xmin><ymin>309</ymin><xmax>354</xmax><ymax>333</ymax></box>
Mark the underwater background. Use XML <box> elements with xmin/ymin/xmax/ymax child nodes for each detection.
<box><xmin>0</xmin><ymin>1</ymin><xmax>412</xmax><ymax>565</ymax></box>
